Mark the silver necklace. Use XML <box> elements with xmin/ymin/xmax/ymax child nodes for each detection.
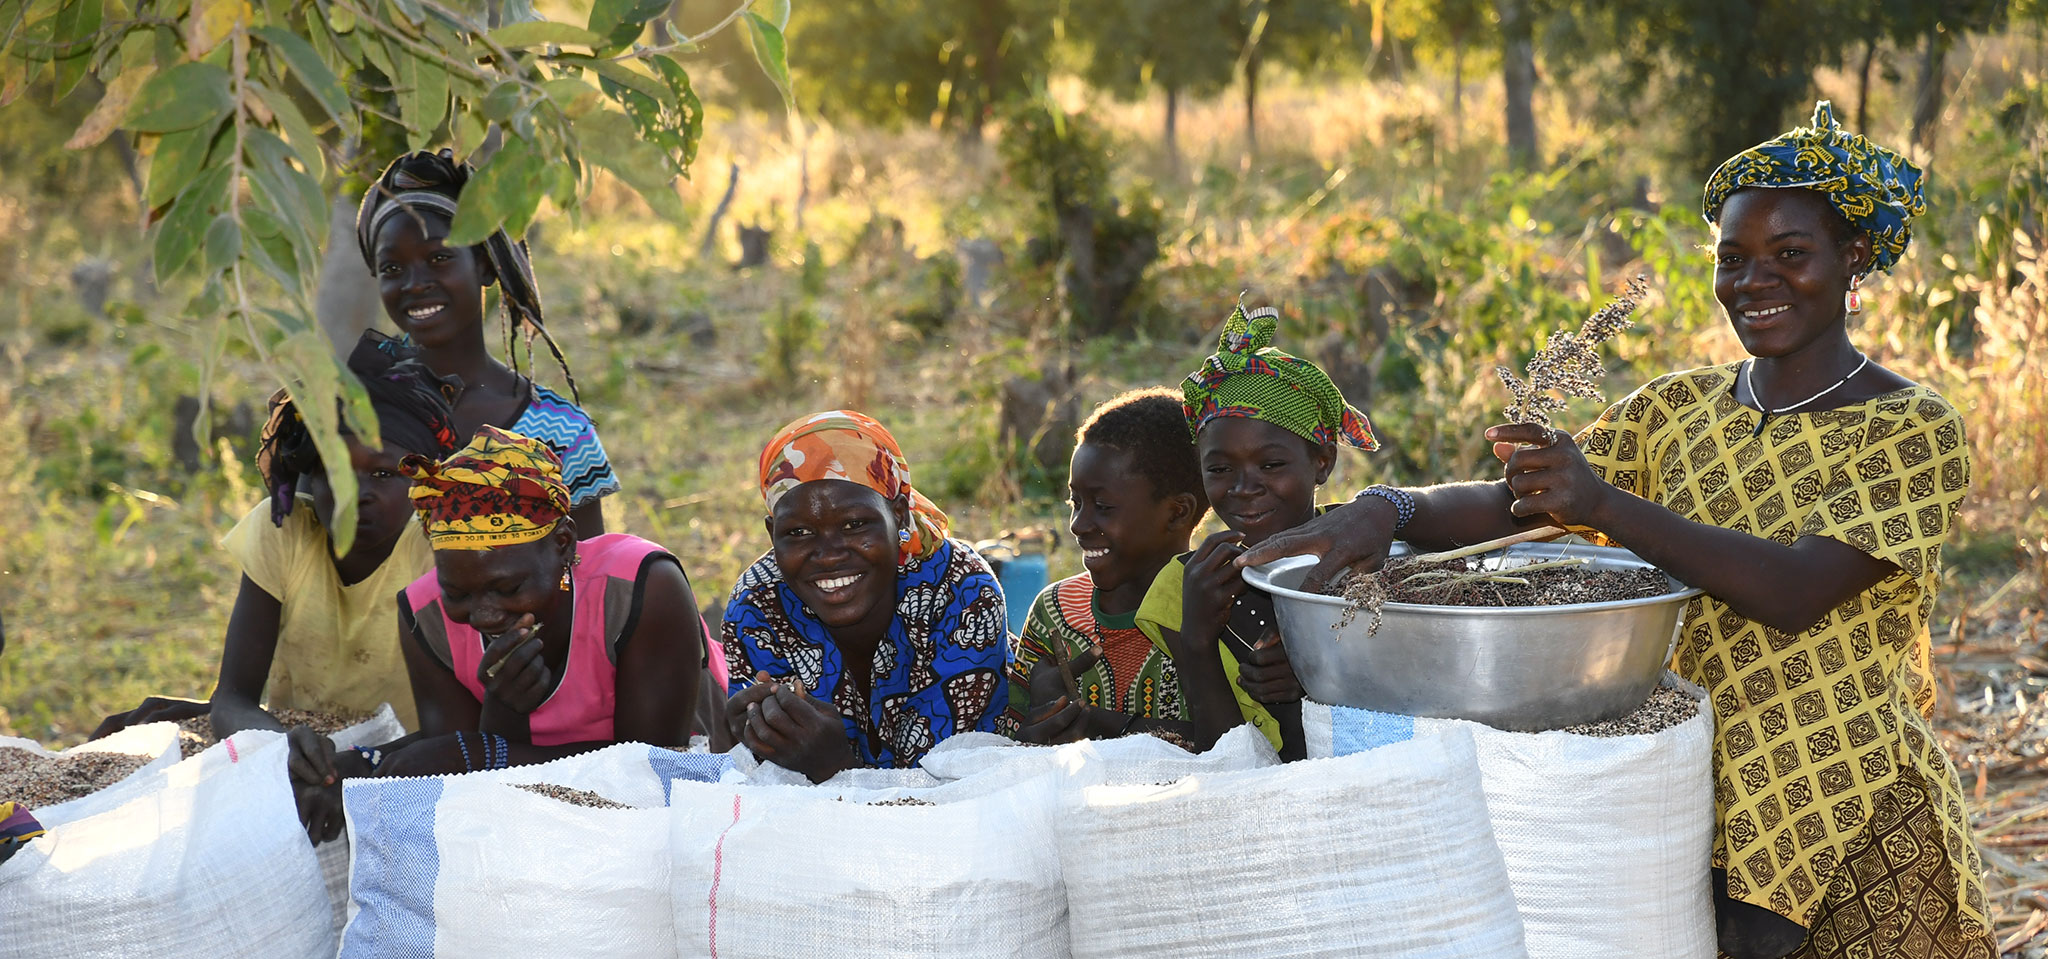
<box><xmin>1743</xmin><ymin>353</ymin><xmax>1869</xmax><ymax>437</ymax></box>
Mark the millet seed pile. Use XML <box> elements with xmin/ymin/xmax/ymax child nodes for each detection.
<box><xmin>1554</xmin><ymin>683</ymin><xmax>1700</xmax><ymax>737</ymax></box>
<box><xmin>513</xmin><ymin>783</ymin><xmax>632</xmax><ymax>809</ymax></box>
<box><xmin>178</xmin><ymin>707</ymin><xmax>371</xmax><ymax>758</ymax></box>
<box><xmin>0</xmin><ymin>747</ymin><xmax>152</xmax><ymax>809</ymax></box>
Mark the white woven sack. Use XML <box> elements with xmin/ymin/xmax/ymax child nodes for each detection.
<box><xmin>340</xmin><ymin>743</ymin><xmax>730</xmax><ymax>959</ymax></box>
<box><xmin>1059</xmin><ymin>725</ymin><xmax>1528</xmax><ymax>959</ymax></box>
<box><xmin>1300</xmin><ymin>673</ymin><xmax>1715</xmax><ymax>959</ymax></box>
<box><xmin>671</xmin><ymin>773</ymin><xmax>1068</xmax><ymax>958</ymax></box>
<box><xmin>738</xmin><ymin>724</ymin><xmax>1282</xmax><ymax>806</ymax></box>
<box><xmin>313</xmin><ymin>703</ymin><xmax>410</xmax><ymax>942</ymax></box>
<box><xmin>0</xmin><ymin>730</ymin><xmax>336</xmax><ymax>959</ymax></box>
<box><xmin>0</xmin><ymin>721</ymin><xmax>182</xmax><ymax>826</ymax></box>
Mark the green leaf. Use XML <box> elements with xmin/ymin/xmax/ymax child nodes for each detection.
<box><xmin>186</xmin><ymin>0</ymin><xmax>242</xmax><ymax>59</ymax></box>
<box><xmin>446</xmin><ymin>136</ymin><xmax>541</xmax><ymax>245</ymax></box>
<box><xmin>145</xmin><ymin>117</ymin><xmax>226</xmax><ymax>209</ymax></box>
<box><xmin>51</xmin><ymin>0</ymin><xmax>105</xmax><ymax>103</ymax></box>
<box><xmin>202</xmin><ymin>212</ymin><xmax>240</xmax><ymax>272</ymax></box>
<box><xmin>578</xmin><ymin>108</ymin><xmax>683</xmax><ymax>221</ymax></box>
<box><xmin>741</xmin><ymin>11</ymin><xmax>794</xmax><ymax>115</ymax></box>
<box><xmin>479</xmin><ymin>79</ymin><xmax>524</xmax><ymax>122</ymax></box>
<box><xmin>254</xmin><ymin>26</ymin><xmax>354</xmax><ymax>134</ymax></box>
<box><xmin>586</xmin><ymin>0</ymin><xmax>666</xmax><ymax>38</ymax></box>
<box><xmin>386</xmin><ymin>0</ymin><xmax>425</xmax><ymax>26</ymax></box>
<box><xmin>153</xmin><ymin>164</ymin><xmax>231</xmax><ymax>284</ymax></box>
<box><xmin>65</xmin><ymin>63</ymin><xmax>154</xmax><ymax>149</ymax></box>
<box><xmin>327</xmin><ymin>4</ymin><xmax>356</xmax><ymax>33</ymax></box>
<box><xmin>760</xmin><ymin>0</ymin><xmax>791</xmax><ymax>30</ymax></box>
<box><xmin>412</xmin><ymin>58</ymin><xmax>448</xmax><ymax>137</ymax></box>
<box><xmin>565</xmin><ymin>54</ymin><xmax>668</xmax><ymax>103</ymax></box>
<box><xmin>249</xmin><ymin>80</ymin><xmax>326</xmax><ymax>182</ymax></box>
<box><xmin>540</xmin><ymin>76</ymin><xmax>600</xmax><ymax>116</ymax></box>
<box><xmin>486</xmin><ymin>20</ymin><xmax>604</xmax><ymax>50</ymax></box>
<box><xmin>125</xmin><ymin>62</ymin><xmax>234</xmax><ymax>133</ymax></box>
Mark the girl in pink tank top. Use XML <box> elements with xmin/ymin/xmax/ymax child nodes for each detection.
<box><xmin>294</xmin><ymin>427</ymin><xmax>711</xmax><ymax>788</ymax></box>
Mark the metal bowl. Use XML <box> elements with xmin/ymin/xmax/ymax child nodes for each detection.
<box><xmin>1243</xmin><ymin>541</ymin><xmax>1703</xmax><ymax>730</ymax></box>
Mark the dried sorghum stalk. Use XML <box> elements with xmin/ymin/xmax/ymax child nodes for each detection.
<box><xmin>1497</xmin><ymin>275</ymin><xmax>1649</xmax><ymax>426</ymax></box>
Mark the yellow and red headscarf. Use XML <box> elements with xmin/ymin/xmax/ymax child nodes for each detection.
<box><xmin>758</xmin><ymin>410</ymin><xmax>950</xmax><ymax>563</ymax></box>
<box><xmin>402</xmin><ymin>425</ymin><xmax>572</xmax><ymax>550</ymax></box>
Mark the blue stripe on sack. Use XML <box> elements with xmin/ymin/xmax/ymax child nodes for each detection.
<box><xmin>648</xmin><ymin>747</ymin><xmax>734</xmax><ymax>805</ymax></box>
<box><xmin>340</xmin><ymin>777</ymin><xmax>445</xmax><ymax>958</ymax></box>
<box><xmin>1331</xmin><ymin>708</ymin><xmax>1417</xmax><ymax>755</ymax></box>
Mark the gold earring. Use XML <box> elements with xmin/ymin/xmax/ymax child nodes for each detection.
<box><xmin>559</xmin><ymin>565</ymin><xmax>571</xmax><ymax>591</ymax></box>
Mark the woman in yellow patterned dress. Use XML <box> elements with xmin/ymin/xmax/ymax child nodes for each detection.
<box><xmin>1240</xmin><ymin>101</ymin><xmax>1989</xmax><ymax>959</ymax></box>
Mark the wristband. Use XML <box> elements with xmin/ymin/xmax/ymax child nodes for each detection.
<box><xmin>1356</xmin><ymin>485</ymin><xmax>1415</xmax><ymax>533</ymax></box>
<box><xmin>350</xmin><ymin>745</ymin><xmax>384</xmax><ymax>774</ymax></box>
<box><xmin>455</xmin><ymin>731</ymin><xmax>474</xmax><ymax>773</ymax></box>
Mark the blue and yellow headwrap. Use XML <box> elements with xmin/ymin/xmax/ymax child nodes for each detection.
<box><xmin>1702</xmin><ymin>100</ymin><xmax>1926</xmax><ymax>276</ymax></box>
<box><xmin>1182</xmin><ymin>299</ymin><xmax>1379</xmax><ymax>452</ymax></box>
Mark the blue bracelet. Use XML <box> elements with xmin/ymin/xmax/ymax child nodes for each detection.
<box><xmin>487</xmin><ymin>733</ymin><xmax>508</xmax><ymax>771</ymax></box>
<box><xmin>455</xmin><ymin>731</ymin><xmax>473</xmax><ymax>773</ymax></box>
<box><xmin>1357</xmin><ymin>485</ymin><xmax>1416</xmax><ymax>533</ymax></box>
<box><xmin>350</xmin><ymin>745</ymin><xmax>383</xmax><ymax>774</ymax></box>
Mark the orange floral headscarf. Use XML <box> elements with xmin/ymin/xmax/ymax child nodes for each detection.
<box><xmin>758</xmin><ymin>410</ymin><xmax>950</xmax><ymax>563</ymax></box>
<box><xmin>402</xmin><ymin>425</ymin><xmax>572</xmax><ymax>550</ymax></box>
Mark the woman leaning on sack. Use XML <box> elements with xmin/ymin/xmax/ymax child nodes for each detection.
<box><xmin>1243</xmin><ymin>103</ymin><xmax>1990</xmax><ymax>959</ymax></box>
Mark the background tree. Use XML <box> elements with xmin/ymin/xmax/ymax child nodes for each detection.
<box><xmin>1</xmin><ymin>0</ymin><xmax>787</xmax><ymax>550</ymax></box>
<box><xmin>1069</xmin><ymin>0</ymin><xmax>1236</xmax><ymax>174</ymax></box>
<box><xmin>786</xmin><ymin>0</ymin><xmax>1055</xmax><ymax>138</ymax></box>
<box><xmin>1228</xmin><ymin>0</ymin><xmax>1359</xmax><ymax>159</ymax></box>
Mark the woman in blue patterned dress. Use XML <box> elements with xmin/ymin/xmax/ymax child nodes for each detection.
<box><xmin>722</xmin><ymin>410</ymin><xmax>1013</xmax><ymax>782</ymax></box>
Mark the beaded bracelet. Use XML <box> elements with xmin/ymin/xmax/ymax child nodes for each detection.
<box><xmin>350</xmin><ymin>745</ymin><xmax>384</xmax><ymax>774</ymax></box>
<box><xmin>455</xmin><ymin>731</ymin><xmax>474</xmax><ymax>774</ymax></box>
<box><xmin>1356</xmin><ymin>484</ymin><xmax>1416</xmax><ymax>532</ymax></box>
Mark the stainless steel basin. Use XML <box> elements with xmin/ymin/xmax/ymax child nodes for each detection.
<box><xmin>1243</xmin><ymin>542</ymin><xmax>1703</xmax><ymax>730</ymax></box>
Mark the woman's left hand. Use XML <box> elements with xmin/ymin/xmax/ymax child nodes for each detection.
<box><xmin>285</xmin><ymin>725</ymin><xmax>369</xmax><ymax>845</ymax></box>
<box><xmin>476</xmin><ymin>614</ymin><xmax>551</xmax><ymax>714</ymax></box>
<box><xmin>373</xmin><ymin>732</ymin><xmax>479</xmax><ymax>779</ymax></box>
<box><xmin>738</xmin><ymin>681</ymin><xmax>855</xmax><ymax>784</ymax></box>
<box><xmin>1235</xmin><ymin>630</ymin><xmax>1303</xmax><ymax>704</ymax></box>
<box><xmin>1489</xmin><ymin>423</ymin><xmax>1612</xmax><ymax>529</ymax></box>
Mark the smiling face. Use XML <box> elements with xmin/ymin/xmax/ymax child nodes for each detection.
<box><xmin>434</xmin><ymin>527</ymin><xmax>572</xmax><ymax>638</ymax></box>
<box><xmin>767</xmin><ymin>480</ymin><xmax>907</xmax><ymax>640</ymax></box>
<box><xmin>1713</xmin><ymin>188</ymin><xmax>1871</xmax><ymax>361</ymax></box>
<box><xmin>372</xmin><ymin>209</ymin><xmax>491</xmax><ymax>351</ymax></box>
<box><xmin>1068</xmin><ymin>443</ymin><xmax>1196</xmax><ymax>595</ymax></box>
<box><xmin>301</xmin><ymin>435</ymin><xmax>420</xmax><ymax>565</ymax></box>
<box><xmin>1197</xmin><ymin>417</ymin><xmax>1334</xmax><ymax>548</ymax></box>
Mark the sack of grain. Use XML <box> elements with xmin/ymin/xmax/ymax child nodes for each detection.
<box><xmin>670</xmin><ymin>772</ymin><xmax>1068</xmax><ymax>959</ymax></box>
<box><xmin>0</xmin><ymin>722</ymin><xmax>182</xmax><ymax>826</ymax></box>
<box><xmin>1300</xmin><ymin>672</ymin><xmax>1714</xmax><ymax>959</ymax></box>
<box><xmin>0</xmin><ymin>730</ymin><xmax>336</xmax><ymax>959</ymax></box>
<box><xmin>340</xmin><ymin>743</ymin><xmax>731</xmax><ymax>959</ymax></box>
<box><xmin>1057</xmin><ymin>725</ymin><xmax>1527</xmax><ymax>959</ymax></box>
<box><xmin>313</xmin><ymin>704</ymin><xmax>408</xmax><ymax>942</ymax></box>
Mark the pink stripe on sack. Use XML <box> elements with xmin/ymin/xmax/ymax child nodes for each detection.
<box><xmin>225</xmin><ymin>736</ymin><xmax>240</xmax><ymax>763</ymax></box>
<box><xmin>707</xmin><ymin>795</ymin><xmax>742</xmax><ymax>957</ymax></box>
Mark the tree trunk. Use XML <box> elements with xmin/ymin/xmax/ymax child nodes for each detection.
<box><xmin>698</xmin><ymin>161</ymin><xmax>740</xmax><ymax>261</ymax></box>
<box><xmin>1497</xmin><ymin>0</ymin><xmax>1538</xmax><ymax>169</ymax></box>
<box><xmin>1854</xmin><ymin>34</ymin><xmax>1876</xmax><ymax>134</ymax></box>
<box><xmin>1451</xmin><ymin>38</ymin><xmax>1465</xmax><ymax>143</ymax></box>
<box><xmin>1910</xmin><ymin>30</ymin><xmax>1947</xmax><ymax>151</ymax></box>
<box><xmin>317</xmin><ymin>191</ymin><xmax>384</xmax><ymax>357</ymax></box>
<box><xmin>1243</xmin><ymin>48</ymin><xmax>1260</xmax><ymax>162</ymax></box>
<box><xmin>1164</xmin><ymin>86</ymin><xmax>1181</xmax><ymax>178</ymax></box>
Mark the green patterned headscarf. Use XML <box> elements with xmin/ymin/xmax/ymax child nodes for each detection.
<box><xmin>1181</xmin><ymin>299</ymin><xmax>1379</xmax><ymax>451</ymax></box>
<box><xmin>1702</xmin><ymin>100</ymin><xmax>1926</xmax><ymax>276</ymax></box>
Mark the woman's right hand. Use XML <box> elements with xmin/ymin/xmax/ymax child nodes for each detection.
<box><xmin>476</xmin><ymin>614</ymin><xmax>551</xmax><ymax>715</ymax></box>
<box><xmin>89</xmin><ymin>696</ymin><xmax>210</xmax><ymax>741</ymax></box>
<box><xmin>1235</xmin><ymin>495</ymin><xmax>1403</xmax><ymax>593</ymax></box>
<box><xmin>733</xmin><ymin>680</ymin><xmax>856</xmax><ymax>784</ymax></box>
<box><xmin>1182</xmin><ymin>530</ymin><xmax>1251</xmax><ymax>640</ymax></box>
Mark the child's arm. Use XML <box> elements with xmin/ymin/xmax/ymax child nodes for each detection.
<box><xmin>1166</xmin><ymin>531</ymin><xmax>1257</xmax><ymax>750</ymax></box>
<box><xmin>207</xmin><ymin>575</ymin><xmax>290</xmax><ymax>739</ymax></box>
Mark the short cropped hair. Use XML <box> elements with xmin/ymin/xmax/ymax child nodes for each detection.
<box><xmin>1076</xmin><ymin>387</ymin><xmax>1209</xmax><ymax>517</ymax></box>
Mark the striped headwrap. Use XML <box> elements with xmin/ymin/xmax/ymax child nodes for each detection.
<box><xmin>354</xmin><ymin>149</ymin><xmax>581</xmax><ymax>403</ymax></box>
<box><xmin>1702</xmin><ymin>100</ymin><xmax>1926</xmax><ymax>276</ymax></box>
<box><xmin>402</xmin><ymin>425</ymin><xmax>572</xmax><ymax>550</ymax></box>
<box><xmin>758</xmin><ymin>410</ymin><xmax>951</xmax><ymax>564</ymax></box>
<box><xmin>1182</xmin><ymin>298</ymin><xmax>1379</xmax><ymax>451</ymax></box>
<box><xmin>256</xmin><ymin>330</ymin><xmax>464</xmax><ymax>527</ymax></box>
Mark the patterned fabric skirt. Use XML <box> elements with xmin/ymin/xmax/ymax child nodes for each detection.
<box><xmin>1760</xmin><ymin>767</ymin><xmax>1996</xmax><ymax>959</ymax></box>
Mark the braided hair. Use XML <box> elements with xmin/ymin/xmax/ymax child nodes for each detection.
<box><xmin>353</xmin><ymin>149</ymin><xmax>581</xmax><ymax>404</ymax></box>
